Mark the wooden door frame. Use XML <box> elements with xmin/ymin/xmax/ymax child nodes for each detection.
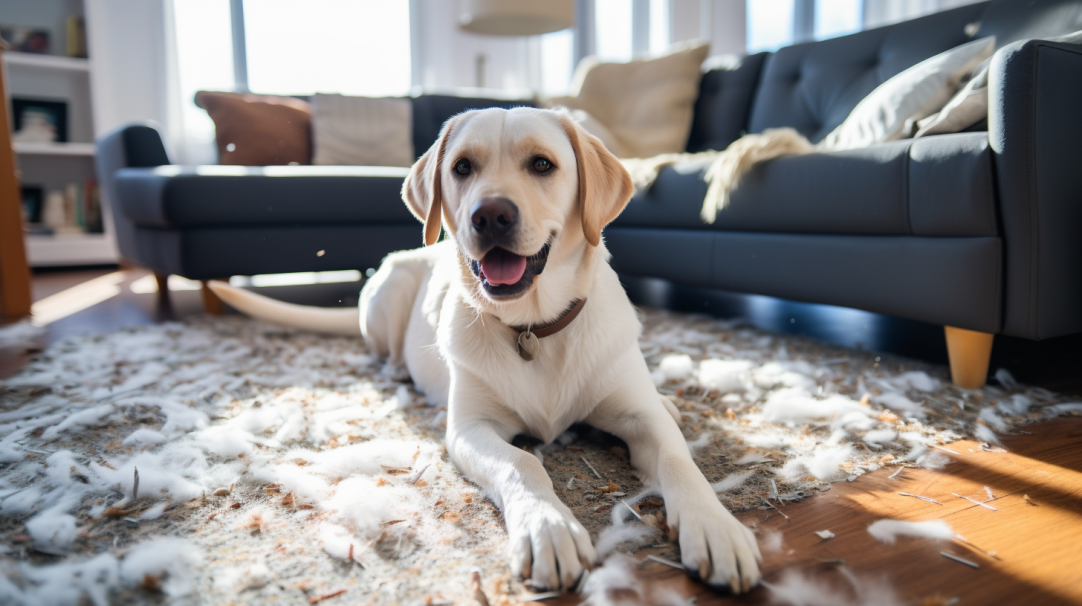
<box><xmin>0</xmin><ymin>43</ymin><xmax>33</xmax><ymax>321</ymax></box>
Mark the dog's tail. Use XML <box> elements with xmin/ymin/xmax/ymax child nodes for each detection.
<box><xmin>206</xmin><ymin>281</ymin><xmax>361</xmax><ymax>336</ymax></box>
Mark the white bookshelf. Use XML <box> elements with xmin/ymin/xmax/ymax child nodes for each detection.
<box><xmin>2</xmin><ymin>0</ymin><xmax>117</xmax><ymax>267</ymax></box>
<box><xmin>3</xmin><ymin>51</ymin><xmax>90</xmax><ymax>73</ymax></box>
<box><xmin>13</xmin><ymin>141</ymin><xmax>96</xmax><ymax>156</ymax></box>
<box><xmin>25</xmin><ymin>233</ymin><xmax>116</xmax><ymax>266</ymax></box>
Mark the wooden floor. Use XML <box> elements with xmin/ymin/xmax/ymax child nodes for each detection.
<box><xmin>554</xmin><ymin>418</ymin><xmax>1082</xmax><ymax>605</ymax></box>
<box><xmin>3</xmin><ymin>268</ymin><xmax>1082</xmax><ymax>604</ymax></box>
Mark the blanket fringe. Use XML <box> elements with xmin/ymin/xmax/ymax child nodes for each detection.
<box><xmin>621</xmin><ymin>128</ymin><xmax>816</xmax><ymax>224</ymax></box>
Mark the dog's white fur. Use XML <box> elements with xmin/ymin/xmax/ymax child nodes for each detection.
<box><xmin>210</xmin><ymin>107</ymin><xmax>761</xmax><ymax>593</ymax></box>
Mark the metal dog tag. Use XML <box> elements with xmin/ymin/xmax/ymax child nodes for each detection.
<box><xmin>517</xmin><ymin>330</ymin><xmax>539</xmax><ymax>361</ymax></box>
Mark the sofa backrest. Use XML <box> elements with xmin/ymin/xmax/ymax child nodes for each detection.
<box><xmin>410</xmin><ymin>95</ymin><xmax>536</xmax><ymax>159</ymax></box>
<box><xmin>686</xmin><ymin>53</ymin><xmax>768</xmax><ymax>153</ymax></box>
<box><xmin>746</xmin><ymin>2</ymin><xmax>988</xmax><ymax>144</ymax></box>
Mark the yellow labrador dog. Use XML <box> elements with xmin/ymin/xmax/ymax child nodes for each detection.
<box><xmin>210</xmin><ymin>107</ymin><xmax>761</xmax><ymax>593</ymax></box>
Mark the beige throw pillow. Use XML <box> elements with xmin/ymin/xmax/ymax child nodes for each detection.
<box><xmin>820</xmin><ymin>36</ymin><xmax>994</xmax><ymax>151</ymax></box>
<box><xmin>547</xmin><ymin>42</ymin><xmax>710</xmax><ymax>158</ymax></box>
<box><xmin>311</xmin><ymin>94</ymin><xmax>414</xmax><ymax>167</ymax></box>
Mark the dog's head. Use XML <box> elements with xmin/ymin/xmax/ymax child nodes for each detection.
<box><xmin>402</xmin><ymin>107</ymin><xmax>633</xmax><ymax>305</ymax></box>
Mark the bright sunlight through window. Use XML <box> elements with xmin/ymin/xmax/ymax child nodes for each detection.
<box><xmin>595</xmin><ymin>0</ymin><xmax>633</xmax><ymax>62</ymax></box>
<box><xmin>815</xmin><ymin>0</ymin><xmax>862</xmax><ymax>40</ymax></box>
<box><xmin>747</xmin><ymin>0</ymin><xmax>795</xmax><ymax>53</ymax></box>
<box><xmin>540</xmin><ymin>29</ymin><xmax>575</xmax><ymax>96</ymax></box>
<box><xmin>243</xmin><ymin>0</ymin><xmax>411</xmax><ymax>96</ymax></box>
<box><xmin>649</xmin><ymin>0</ymin><xmax>670</xmax><ymax>54</ymax></box>
<box><xmin>172</xmin><ymin>0</ymin><xmax>235</xmax><ymax>147</ymax></box>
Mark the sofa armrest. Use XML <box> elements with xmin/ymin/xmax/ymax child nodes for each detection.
<box><xmin>95</xmin><ymin>123</ymin><xmax>173</xmax><ymax>263</ymax></box>
<box><xmin>989</xmin><ymin>38</ymin><xmax>1082</xmax><ymax>340</ymax></box>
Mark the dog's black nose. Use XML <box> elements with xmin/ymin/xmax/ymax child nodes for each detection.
<box><xmin>470</xmin><ymin>197</ymin><xmax>518</xmax><ymax>237</ymax></box>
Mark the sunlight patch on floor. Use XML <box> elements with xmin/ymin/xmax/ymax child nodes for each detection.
<box><xmin>31</xmin><ymin>271</ymin><xmax>126</xmax><ymax>327</ymax></box>
<box><xmin>229</xmin><ymin>270</ymin><xmax>362</xmax><ymax>288</ymax></box>
<box><xmin>129</xmin><ymin>274</ymin><xmax>202</xmax><ymax>294</ymax></box>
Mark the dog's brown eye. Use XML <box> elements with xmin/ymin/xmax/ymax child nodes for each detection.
<box><xmin>454</xmin><ymin>159</ymin><xmax>471</xmax><ymax>175</ymax></box>
<box><xmin>532</xmin><ymin>157</ymin><xmax>553</xmax><ymax>174</ymax></box>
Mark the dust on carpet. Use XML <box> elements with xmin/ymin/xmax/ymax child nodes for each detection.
<box><xmin>0</xmin><ymin>309</ymin><xmax>1077</xmax><ymax>605</ymax></box>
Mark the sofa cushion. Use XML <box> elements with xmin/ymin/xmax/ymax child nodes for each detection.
<box><xmin>115</xmin><ymin>165</ymin><xmax>416</xmax><ymax>229</ymax></box>
<box><xmin>685</xmin><ymin>53</ymin><xmax>769</xmax><ymax>153</ymax></box>
<box><xmin>613</xmin><ymin>132</ymin><xmax>995</xmax><ymax>238</ymax></box>
<box><xmin>311</xmin><ymin>94</ymin><xmax>414</xmax><ymax>167</ymax></box>
<box><xmin>194</xmin><ymin>91</ymin><xmax>312</xmax><ymax>166</ymax></box>
<box><xmin>547</xmin><ymin>42</ymin><xmax>711</xmax><ymax>158</ymax></box>
<box><xmin>605</xmin><ymin>228</ymin><xmax>1002</xmax><ymax>334</ymax></box>
<box><xmin>133</xmin><ymin>224</ymin><xmax>422</xmax><ymax>279</ymax></box>
<box><xmin>748</xmin><ymin>2</ymin><xmax>987</xmax><ymax>143</ymax></box>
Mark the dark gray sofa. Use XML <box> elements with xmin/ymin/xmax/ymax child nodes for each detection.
<box><xmin>96</xmin><ymin>95</ymin><xmax>530</xmax><ymax>281</ymax></box>
<box><xmin>97</xmin><ymin>0</ymin><xmax>1082</xmax><ymax>386</ymax></box>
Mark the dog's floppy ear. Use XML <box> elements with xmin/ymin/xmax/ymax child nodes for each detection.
<box><xmin>558</xmin><ymin>114</ymin><xmax>634</xmax><ymax>247</ymax></box>
<box><xmin>402</xmin><ymin>115</ymin><xmax>462</xmax><ymax>246</ymax></box>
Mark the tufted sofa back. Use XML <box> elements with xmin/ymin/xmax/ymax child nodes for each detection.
<box><xmin>746</xmin><ymin>2</ymin><xmax>988</xmax><ymax>143</ymax></box>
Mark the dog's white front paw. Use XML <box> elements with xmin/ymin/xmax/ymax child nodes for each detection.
<box><xmin>504</xmin><ymin>496</ymin><xmax>596</xmax><ymax>592</ymax></box>
<box><xmin>667</xmin><ymin>488</ymin><xmax>762</xmax><ymax>593</ymax></box>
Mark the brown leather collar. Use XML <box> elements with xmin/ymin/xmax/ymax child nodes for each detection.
<box><xmin>509</xmin><ymin>298</ymin><xmax>587</xmax><ymax>339</ymax></box>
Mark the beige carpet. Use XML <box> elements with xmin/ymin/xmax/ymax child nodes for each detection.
<box><xmin>0</xmin><ymin>309</ymin><xmax>1077</xmax><ymax>605</ymax></box>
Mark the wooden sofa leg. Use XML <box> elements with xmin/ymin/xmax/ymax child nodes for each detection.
<box><xmin>944</xmin><ymin>326</ymin><xmax>994</xmax><ymax>389</ymax></box>
<box><xmin>200</xmin><ymin>280</ymin><xmax>224</xmax><ymax>315</ymax></box>
<box><xmin>154</xmin><ymin>273</ymin><xmax>171</xmax><ymax>308</ymax></box>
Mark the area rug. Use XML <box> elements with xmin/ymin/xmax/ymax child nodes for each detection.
<box><xmin>0</xmin><ymin>309</ymin><xmax>1078</xmax><ymax>605</ymax></box>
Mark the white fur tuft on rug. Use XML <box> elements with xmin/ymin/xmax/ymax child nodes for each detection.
<box><xmin>0</xmin><ymin>309</ymin><xmax>1077</xmax><ymax>604</ymax></box>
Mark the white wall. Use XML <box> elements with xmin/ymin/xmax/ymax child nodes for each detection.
<box><xmin>84</xmin><ymin>0</ymin><xmax>171</xmax><ymax>140</ymax></box>
<box><xmin>411</xmin><ymin>0</ymin><xmax>534</xmax><ymax>93</ymax></box>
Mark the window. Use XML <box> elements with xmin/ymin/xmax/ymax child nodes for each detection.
<box><xmin>747</xmin><ymin>0</ymin><xmax>795</xmax><ymax>53</ymax></box>
<box><xmin>747</xmin><ymin>0</ymin><xmax>863</xmax><ymax>53</ymax></box>
<box><xmin>540</xmin><ymin>29</ymin><xmax>575</xmax><ymax>97</ymax></box>
<box><xmin>595</xmin><ymin>0</ymin><xmax>634</xmax><ymax>62</ymax></box>
<box><xmin>814</xmin><ymin>0</ymin><xmax>862</xmax><ymax>40</ymax></box>
<box><xmin>171</xmin><ymin>0</ymin><xmax>235</xmax><ymax>158</ymax></box>
<box><xmin>171</xmin><ymin>0</ymin><xmax>412</xmax><ymax>161</ymax></box>
<box><xmin>649</xmin><ymin>0</ymin><xmax>670</xmax><ymax>54</ymax></box>
<box><xmin>242</xmin><ymin>0</ymin><xmax>411</xmax><ymax>96</ymax></box>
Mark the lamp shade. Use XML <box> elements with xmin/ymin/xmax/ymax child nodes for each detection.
<box><xmin>459</xmin><ymin>0</ymin><xmax>574</xmax><ymax>36</ymax></box>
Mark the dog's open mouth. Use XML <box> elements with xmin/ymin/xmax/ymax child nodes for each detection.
<box><xmin>470</xmin><ymin>242</ymin><xmax>551</xmax><ymax>299</ymax></box>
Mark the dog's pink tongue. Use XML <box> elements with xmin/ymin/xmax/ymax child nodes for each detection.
<box><xmin>481</xmin><ymin>248</ymin><xmax>527</xmax><ymax>285</ymax></box>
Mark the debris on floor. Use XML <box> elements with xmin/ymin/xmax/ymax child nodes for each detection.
<box><xmin>0</xmin><ymin>308</ymin><xmax>1076</xmax><ymax>603</ymax></box>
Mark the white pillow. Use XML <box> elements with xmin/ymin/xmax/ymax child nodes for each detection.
<box><xmin>916</xmin><ymin>29</ymin><xmax>1082</xmax><ymax>138</ymax></box>
<box><xmin>311</xmin><ymin>94</ymin><xmax>414</xmax><ymax>167</ymax></box>
<box><xmin>913</xmin><ymin>58</ymin><xmax>991</xmax><ymax>138</ymax></box>
<box><xmin>546</xmin><ymin>41</ymin><xmax>710</xmax><ymax>158</ymax></box>
<box><xmin>820</xmin><ymin>36</ymin><xmax>995</xmax><ymax>151</ymax></box>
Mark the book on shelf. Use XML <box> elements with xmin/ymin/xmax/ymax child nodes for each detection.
<box><xmin>66</xmin><ymin>16</ymin><xmax>88</xmax><ymax>59</ymax></box>
<box><xmin>22</xmin><ymin>179</ymin><xmax>101</xmax><ymax>236</ymax></box>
